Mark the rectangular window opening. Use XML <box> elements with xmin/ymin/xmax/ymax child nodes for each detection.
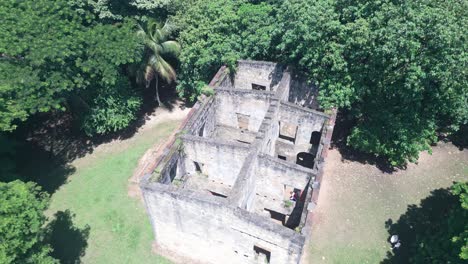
<box><xmin>278</xmin><ymin>122</ymin><xmax>297</xmax><ymax>143</ymax></box>
<box><xmin>252</xmin><ymin>83</ymin><xmax>266</xmax><ymax>91</ymax></box>
<box><xmin>277</xmin><ymin>155</ymin><xmax>286</xmax><ymax>160</ymax></box>
<box><xmin>253</xmin><ymin>245</ymin><xmax>271</xmax><ymax>263</ymax></box>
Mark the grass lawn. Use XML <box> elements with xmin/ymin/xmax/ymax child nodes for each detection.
<box><xmin>46</xmin><ymin>121</ymin><xmax>179</xmax><ymax>264</ymax></box>
<box><xmin>307</xmin><ymin>142</ymin><xmax>468</xmax><ymax>263</ymax></box>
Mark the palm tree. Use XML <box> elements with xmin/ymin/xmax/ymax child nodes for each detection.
<box><xmin>137</xmin><ymin>20</ymin><xmax>180</xmax><ymax>105</ymax></box>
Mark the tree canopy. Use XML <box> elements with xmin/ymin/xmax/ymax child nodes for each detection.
<box><xmin>0</xmin><ymin>0</ymin><xmax>142</xmax><ymax>133</ymax></box>
<box><xmin>173</xmin><ymin>0</ymin><xmax>276</xmax><ymax>99</ymax></box>
<box><xmin>172</xmin><ymin>0</ymin><xmax>467</xmax><ymax>166</ymax></box>
<box><xmin>0</xmin><ymin>181</ymin><xmax>57</xmax><ymax>264</ymax></box>
<box><xmin>0</xmin><ymin>0</ymin><xmax>466</xmax><ymax>163</ymax></box>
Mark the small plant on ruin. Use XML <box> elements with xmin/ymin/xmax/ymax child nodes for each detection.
<box><xmin>283</xmin><ymin>200</ymin><xmax>293</xmax><ymax>208</ymax></box>
<box><xmin>200</xmin><ymin>85</ymin><xmax>215</xmax><ymax>96</ymax></box>
<box><xmin>294</xmin><ymin>226</ymin><xmax>303</xmax><ymax>233</ymax></box>
<box><xmin>172</xmin><ymin>179</ymin><xmax>183</xmax><ymax>187</ymax></box>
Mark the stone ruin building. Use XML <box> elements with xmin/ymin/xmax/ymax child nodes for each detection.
<box><xmin>140</xmin><ymin>60</ymin><xmax>336</xmax><ymax>264</ymax></box>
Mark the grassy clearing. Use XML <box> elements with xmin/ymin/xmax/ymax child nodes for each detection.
<box><xmin>308</xmin><ymin>143</ymin><xmax>468</xmax><ymax>263</ymax></box>
<box><xmin>46</xmin><ymin>121</ymin><xmax>179</xmax><ymax>264</ymax></box>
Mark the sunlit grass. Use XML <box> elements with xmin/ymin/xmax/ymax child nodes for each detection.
<box><xmin>47</xmin><ymin>122</ymin><xmax>178</xmax><ymax>264</ymax></box>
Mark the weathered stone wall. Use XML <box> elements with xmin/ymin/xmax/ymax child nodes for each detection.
<box><xmin>141</xmin><ymin>180</ymin><xmax>304</xmax><ymax>264</ymax></box>
<box><xmin>234</xmin><ymin>60</ymin><xmax>284</xmax><ymax>91</ymax></box>
<box><xmin>185</xmin><ymin>97</ymin><xmax>217</xmax><ymax>137</ymax></box>
<box><xmin>140</xmin><ymin>60</ymin><xmax>335</xmax><ymax>264</ymax></box>
<box><xmin>275</xmin><ymin>69</ymin><xmax>291</xmax><ymax>101</ymax></box>
<box><xmin>279</xmin><ymin>102</ymin><xmax>328</xmax><ymax>147</ymax></box>
<box><xmin>288</xmin><ymin>73</ymin><xmax>319</xmax><ymax>109</ymax></box>
<box><xmin>181</xmin><ymin>135</ymin><xmax>250</xmax><ymax>186</ymax></box>
<box><xmin>252</xmin><ymin>155</ymin><xmax>313</xmax><ymax>214</ymax></box>
<box><xmin>215</xmin><ymin>89</ymin><xmax>273</xmax><ymax>132</ymax></box>
<box><xmin>228</xmin><ymin>151</ymin><xmax>259</xmax><ymax>210</ymax></box>
<box><xmin>157</xmin><ymin>149</ymin><xmax>184</xmax><ymax>185</ymax></box>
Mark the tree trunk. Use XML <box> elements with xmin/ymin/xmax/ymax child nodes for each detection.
<box><xmin>155</xmin><ymin>75</ymin><xmax>161</xmax><ymax>105</ymax></box>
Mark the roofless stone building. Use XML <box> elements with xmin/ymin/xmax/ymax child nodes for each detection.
<box><xmin>140</xmin><ymin>60</ymin><xmax>336</xmax><ymax>264</ymax></box>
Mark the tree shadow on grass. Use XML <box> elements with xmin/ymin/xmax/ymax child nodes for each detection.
<box><xmin>381</xmin><ymin>187</ymin><xmax>466</xmax><ymax>263</ymax></box>
<box><xmin>331</xmin><ymin>110</ymin><xmax>396</xmax><ymax>173</ymax></box>
<box><xmin>46</xmin><ymin>210</ymin><xmax>90</xmax><ymax>264</ymax></box>
<box><xmin>0</xmin><ymin>134</ymin><xmax>76</xmax><ymax>194</ymax></box>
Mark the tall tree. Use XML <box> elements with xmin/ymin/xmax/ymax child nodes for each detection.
<box><xmin>341</xmin><ymin>0</ymin><xmax>468</xmax><ymax>166</ymax></box>
<box><xmin>173</xmin><ymin>0</ymin><xmax>276</xmax><ymax>99</ymax></box>
<box><xmin>137</xmin><ymin>20</ymin><xmax>180</xmax><ymax>105</ymax></box>
<box><xmin>0</xmin><ymin>181</ymin><xmax>57</xmax><ymax>264</ymax></box>
<box><xmin>0</xmin><ymin>0</ymin><xmax>142</xmax><ymax>133</ymax></box>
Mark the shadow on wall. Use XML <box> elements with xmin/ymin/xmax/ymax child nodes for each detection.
<box><xmin>45</xmin><ymin>210</ymin><xmax>91</xmax><ymax>264</ymax></box>
<box><xmin>380</xmin><ymin>187</ymin><xmax>466</xmax><ymax>264</ymax></box>
<box><xmin>330</xmin><ymin>110</ymin><xmax>397</xmax><ymax>173</ymax></box>
<box><xmin>268</xmin><ymin>63</ymin><xmax>284</xmax><ymax>90</ymax></box>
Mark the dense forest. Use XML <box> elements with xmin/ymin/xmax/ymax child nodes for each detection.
<box><xmin>0</xmin><ymin>0</ymin><xmax>467</xmax><ymax>263</ymax></box>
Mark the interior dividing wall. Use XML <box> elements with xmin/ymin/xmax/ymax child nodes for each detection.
<box><xmin>181</xmin><ymin>135</ymin><xmax>250</xmax><ymax>186</ymax></box>
<box><xmin>234</xmin><ymin>60</ymin><xmax>284</xmax><ymax>91</ymax></box>
<box><xmin>252</xmin><ymin>156</ymin><xmax>312</xmax><ymax>215</ymax></box>
<box><xmin>215</xmin><ymin>90</ymin><xmax>272</xmax><ymax>132</ymax></box>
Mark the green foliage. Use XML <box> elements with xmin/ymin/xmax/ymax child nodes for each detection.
<box><xmin>343</xmin><ymin>0</ymin><xmax>468</xmax><ymax>166</ymax></box>
<box><xmin>82</xmin><ymin>78</ymin><xmax>142</xmax><ymax>136</ymax></box>
<box><xmin>173</xmin><ymin>0</ymin><xmax>466</xmax><ymax>166</ymax></box>
<box><xmin>452</xmin><ymin>182</ymin><xmax>468</xmax><ymax>260</ymax></box>
<box><xmin>275</xmin><ymin>0</ymin><xmax>352</xmax><ymax>108</ymax></box>
<box><xmin>0</xmin><ymin>181</ymin><xmax>57</xmax><ymax>264</ymax></box>
<box><xmin>70</xmin><ymin>0</ymin><xmax>178</xmax><ymax>22</ymax></box>
<box><xmin>0</xmin><ymin>0</ymin><xmax>142</xmax><ymax>132</ymax></box>
<box><xmin>136</xmin><ymin>19</ymin><xmax>180</xmax><ymax>104</ymax></box>
<box><xmin>173</xmin><ymin>0</ymin><xmax>275</xmax><ymax>100</ymax></box>
<box><xmin>200</xmin><ymin>86</ymin><xmax>215</xmax><ymax>96</ymax></box>
<box><xmin>0</xmin><ymin>134</ymin><xmax>20</xmax><ymax>181</ymax></box>
<box><xmin>283</xmin><ymin>200</ymin><xmax>293</xmax><ymax>208</ymax></box>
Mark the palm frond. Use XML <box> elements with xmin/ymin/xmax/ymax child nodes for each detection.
<box><xmin>157</xmin><ymin>58</ymin><xmax>176</xmax><ymax>83</ymax></box>
<box><xmin>161</xmin><ymin>19</ymin><xmax>176</xmax><ymax>38</ymax></box>
<box><xmin>161</xmin><ymin>41</ymin><xmax>181</xmax><ymax>58</ymax></box>
<box><xmin>136</xmin><ymin>24</ymin><xmax>147</xmax><ymax>39</ymax></box>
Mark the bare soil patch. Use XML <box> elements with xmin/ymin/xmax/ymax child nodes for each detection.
<box><xmin>307</xmin><ymin>142</ymin><xmax>467</xmax><ymax>263</ymax></box>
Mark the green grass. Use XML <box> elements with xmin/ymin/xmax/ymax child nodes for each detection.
<box><xmin>47</xmin><ymin>122</ymin><xmax>179</xmax><ymax>264</ymax></box>
<box><xmin>308</xmin><ymin>143</ymin><xmax>468</xmax><ymax>264</ymax></box>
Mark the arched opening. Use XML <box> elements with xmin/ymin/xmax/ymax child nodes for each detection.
<box><xmin>310</xmin><ymin>131</ymin><xmax>321</xmax><ymax>145</ymax></box>
<box><xmin>296</xmin><ymin>152</ymin><xmax>315</xmax><ymax>169</ymax></box>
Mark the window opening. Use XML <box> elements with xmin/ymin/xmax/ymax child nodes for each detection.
<box><xmin>253</xmin><ymin>245</ymin><xmax>271</xmax><ymax>263</ymax></box>
<box><xmin>252</xmin><ymin>83</ymin><xmax>266</xmax><ymax>91</ymax></box>
<box><xmin>278</xmin><ymin>122</ymin><xmax>297</xmax><ymax>143</ymax></box>
<box><xmin>194</xmin><ymin>161</ymin><xmax>202</xmax><ymax>173</ymax></box>
<box><xmin>310</xmin><ymin>131</ymin><xmax>321</xmax><ymax>145</ymax></box>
